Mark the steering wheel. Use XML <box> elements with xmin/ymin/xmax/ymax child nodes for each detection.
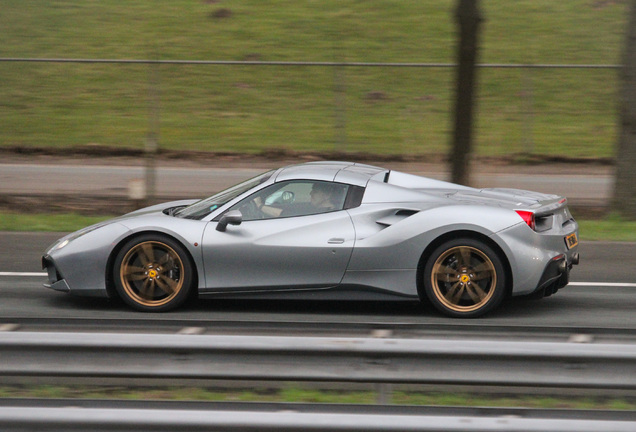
<box><xmin>240</xmin><ymin>199</ymin><xmax>264</xmax><ymax>220</ymax></box>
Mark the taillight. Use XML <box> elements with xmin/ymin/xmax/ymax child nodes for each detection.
<box><xmin>515</xmin><ymin>210</ymin><xmax>536</xmax><ymax>231</ymax></box>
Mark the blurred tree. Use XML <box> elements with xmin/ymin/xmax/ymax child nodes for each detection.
<box><xmin>450</xmin><ymin>0</ymin><xmax>482</xmax><ymax>186</ymax></box>
<box><xmin>613</xmin><ymin>0</ymin><xmax>636</xmax><ymax>219</ymax></box>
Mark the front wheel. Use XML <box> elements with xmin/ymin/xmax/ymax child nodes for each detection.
<box><xmin>422</xmin><ymin>238</ymin><xmax>506</xmax><ymax>318</ymax></box>
<box><xmin>113</xmin><ymin>234</ymin><xmax>194</xmax><ymax>312</ymax></box>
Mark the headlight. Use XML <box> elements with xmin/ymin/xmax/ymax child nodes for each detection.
<box><xmin>55</xmin><ymin>239</ymin><xmax>70</xmax><ymax>250</ymax></box>
<box><xmin>48</xmin><ymin>220</ymin><xmax>113</xmax><ymax>254</ymax></box>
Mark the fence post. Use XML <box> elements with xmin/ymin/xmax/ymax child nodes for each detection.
<box><xmin>521</xmin><ymin>67</ymin><xmax>535</xmax><ymax>154</ymax></box>
<box><xmin>333</xmin><ymin>47</ymin><xmax>347</xmax><ymax>151</ymax></box>
<box><xmin>450</xmin><ymin>0</ymin><xmax>483</xmax><ymax>186</ymax></box>
<box><xmin>145</xmin><ymin>60</ymin><xmax>159</xmax><ymax>206</ymax></box>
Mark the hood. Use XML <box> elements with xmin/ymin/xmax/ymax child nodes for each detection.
<box><xmin>121</xmin><ymin>199</ymin><xmax>199</xmax><ymax>217</ymax></box>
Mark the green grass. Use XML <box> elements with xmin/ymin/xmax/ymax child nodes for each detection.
<box><xmin>1</xmin><ymin>385</ymin><xmax>634</xmax><ymax>410</ymax></box>
<box><xmin>0</xmin><ymin>212</ymin><xmax>109</xmax><ymax>232</ymax></box>
<box><xmin>578</xmin><ymin>215</ymin><xmax>636</xmax><ymax>242</ymax></box>
<box><xmin>0</xmin><ymin>0</ymin><xmax>627</xmax><ymax>158</ymax></box>
<box><xmin>1</xmin><ymin>211</ymin><xmax>634</xmax><ymax>242</ymax></box>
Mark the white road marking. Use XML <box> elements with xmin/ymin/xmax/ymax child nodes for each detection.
<box><xmin>569</xmin><ymin>282</ymin><xmax>636</xmax><ymax>288</ymax></box>
<box><xmin>0</xmin><ymin>272</ymin><xmax>635</xmax><ymax>288</ymax></box>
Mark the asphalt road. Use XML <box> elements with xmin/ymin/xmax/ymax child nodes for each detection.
<box><xmin>0</xmin><ymin>232</ymin><xmax>634</xmax><ymax>330</ymax></box>
<box><xmin>0</xmin><ymin>163</ymin><xmax>613</xmax><ymax>206</ymax></box>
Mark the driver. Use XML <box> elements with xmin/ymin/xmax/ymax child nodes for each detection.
<box><xmin>309</xmin><ymin>182</ymin><xmax>338</xmax><ymax>211</ymax></box>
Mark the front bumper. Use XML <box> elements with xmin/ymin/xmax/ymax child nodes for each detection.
<box><xmin>42</xmin><ymin>254</ymin><xmax>108</xmax><ymax>298</ymax></box>
<box><xmin>42</xmin><ymin>255</ymin><xmax>69</xmax><ymax>292</ymax></box>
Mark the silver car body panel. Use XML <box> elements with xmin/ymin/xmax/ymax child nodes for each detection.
<box><xmin>44</xmin><ymin>221</ymin><xmax>130</xmax><ymax>296</ymax></box>
<box><xmin>43</xmin><ymin>161</ymin><xmax>579</xmax><ymax>302</ymax></box>
<box><xmin>200</xmin><ymin>211</ymin><xmax>355</xmax><ymax>291</ymax></box>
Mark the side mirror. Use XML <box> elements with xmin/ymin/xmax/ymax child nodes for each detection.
<box><xmin>216</xmin><ymin>210</ymin><xmax>242</xmax><ymax>232</ymax></box>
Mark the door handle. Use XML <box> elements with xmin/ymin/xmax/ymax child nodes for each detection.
<box><xmin>328</xmin><ymin>238</ymin><xmax>345</xmax><ymax>244</ymax></box>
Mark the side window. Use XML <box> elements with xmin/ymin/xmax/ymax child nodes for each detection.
<box><xmin>231</xmin><ymin>180</ymin><xmax>350</xmax><ymax>221</ymax></box>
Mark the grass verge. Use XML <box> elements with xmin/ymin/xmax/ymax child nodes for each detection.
<box><xmin>0</xmin><ymin>0</ymin><xmax>627</xmax><ymax>158</ymax></box>
<box><xmin>0</xmin><ymin>385</ymin><xmax>634</xmax><ymax>410</ymax></box>
<box><xmin>0</xmin><ymin>212</ymin><xmax>109</xmax><ymax>232</ymax></box>
<box><xmin>577</xmin><ymin>216</ymin><xmax>636</xmax><ymax>242</ymax></box>
<box><xmin>1</xmin><ymin>211</ymin><xmax>635</xmax><ymax>242</ymax></box>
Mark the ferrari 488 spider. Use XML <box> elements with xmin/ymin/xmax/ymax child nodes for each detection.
<box><xmin>43</xmin><ymin>161</ymin><xmax>579</xmax><ymax>317</ymax></box>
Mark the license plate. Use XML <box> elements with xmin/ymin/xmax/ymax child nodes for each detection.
<box><xmin>565</xmin><ymin>232</ymin><xmax>578</xmax><ymax>249</ymax></box>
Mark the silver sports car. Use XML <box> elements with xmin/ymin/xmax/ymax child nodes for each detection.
<box><xmin>43</xmin><ymin>161</ymin><xmax>579</xmax><ymax>318</ymax></box>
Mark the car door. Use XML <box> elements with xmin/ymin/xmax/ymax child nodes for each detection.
<box><xmin>200</xmin><ymin>180</ymin><xmax>355</xmax><ymax>292</ymax></box>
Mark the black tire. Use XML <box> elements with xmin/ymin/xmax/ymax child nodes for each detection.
<box><xmin>422</xmin><ymin>238</ymin><xmax>506</xmax><ymax>318</ymax></box>
<box><xmin>113</xmin><ymin>234</ymin><xmax>194</xmax><ymax>312</ymax></box>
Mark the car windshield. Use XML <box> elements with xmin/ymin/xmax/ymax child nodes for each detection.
<box><xmin>175</xmin><ymin>170</ymin><xmax>275</xmax><ymax>220</ymax></box>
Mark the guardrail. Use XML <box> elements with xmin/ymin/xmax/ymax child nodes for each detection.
<box><xmin>2</xmin><ymin>332</ymin><xmax>636</xmax><ymax>430</ymax></box>
<box><xmin>3</xmin><ymin>316</ymin><xmax>636</xmax><ymax>339</ymax></box>
<box><xmin>1</xmin><ymin>404</ymin><xmax>635</xmax><ymax>432</ymax></box>
<box><xmin>1</xmin><ymin>332</ymin><xmax>636</xmax><ymax>389</ymax></box>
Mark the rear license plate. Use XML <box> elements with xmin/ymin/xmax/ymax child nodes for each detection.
<box><xmin>565</xmin><ymin>232</ymin><xmax>578</xmax><ymax>249</ymax></box>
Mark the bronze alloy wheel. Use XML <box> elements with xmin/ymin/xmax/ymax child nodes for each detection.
<box><xmin>423</xmin><ymin>238</ymin><xmax>506</xmax><ymax>317</ymax></box>
<box><xmin>115</xmin><ymin>237</ymin><xmax>191</xmax><ymax>310</ymax></box>
<box><xmin>430</xmin><ymin>246</ymin><xmax>496</xmax><ymax>312</ymax></box>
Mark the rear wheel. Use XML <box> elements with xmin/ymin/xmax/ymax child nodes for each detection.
<box><xmin>423</xmin><ymin>238</ymin><xmax>506</xmax><ymax>318</ymax></box>
<box><xmin>113</xmin><ymin>234</ymin><xmax>193</xmax><ymax>312</ymax></box>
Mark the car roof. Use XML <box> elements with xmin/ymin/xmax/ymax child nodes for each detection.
<box><xmin>274</xmin><ymin>161</ymin><xmax>387</xmax><ymax>187</ymax></box>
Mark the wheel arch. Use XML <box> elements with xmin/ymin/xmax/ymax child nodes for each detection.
<box><xmin>416</xmin><ymin>229</ymin><xmax>513</xmax><ymax>301</ymax></box>
<box><xmin>105</xmin><ymin>230</ymin><xmax>200</xmax><ymax>300</ymax></box>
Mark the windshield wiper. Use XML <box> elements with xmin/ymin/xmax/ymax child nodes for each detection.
<box><xmin>164</xmin><ymin>206</ymin><xmax>187</xmax><ymax>217</ymax></box>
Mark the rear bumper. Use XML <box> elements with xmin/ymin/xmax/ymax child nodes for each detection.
<box><xmin>532</xmin><ymin>252</ymin><xmax>580</xmax><ymax>298</ymax></box>
<box><xmin>494</xmin><ymin>219</ymin><xmax>580</xmax><ymax>296</ymax></box>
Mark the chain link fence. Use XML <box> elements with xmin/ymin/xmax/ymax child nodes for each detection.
<box><xmin>0</xmin><ymin>58</ymin><xmax>620</xmax><ymax>159</ymax></box>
